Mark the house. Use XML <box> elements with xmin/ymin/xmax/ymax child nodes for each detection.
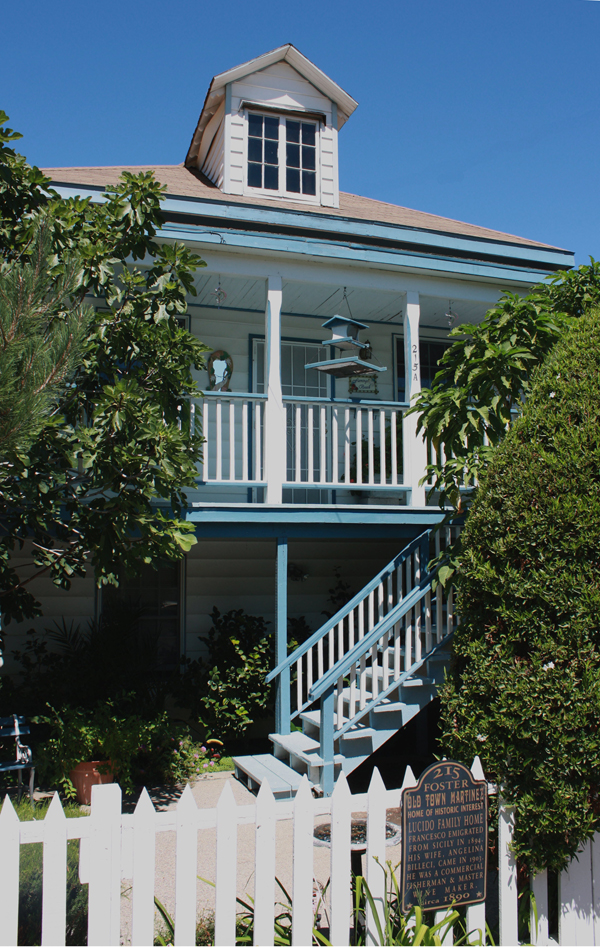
<box><xmin>6</xmin><ymin>46</ymin><xmax>574</xmax><ymax>795</ymax></box>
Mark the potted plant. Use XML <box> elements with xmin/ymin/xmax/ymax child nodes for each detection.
<box><xmin>35</xmin><ymin>705</ymin><xmax>116</xmax><ymax>804</ymax></box>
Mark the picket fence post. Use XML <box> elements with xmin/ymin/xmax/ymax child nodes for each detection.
<box><xmin>465</xmin><ymin>757</ymin><xmax>486</xmax><ymax>946</ymax></box>
<box><xmin>42</xmin><ymin>792</ymin><xmax>67</xmax><ymax>946</ymax></box>
<box><xmin>215</xmin><ymin>781</ymin><xmax>238</xmax><ymax>947</ymax></box>
<box><xmin>366</xmin><ymin>767</ymin><xmax>387</xmax><ymax>946</ymax></box>
<box><xmin>254</xmin><ymin>779</ymin><xmax>276</xmax><ymax>947</ymax></box>
<box><xmin>531</xmin><ymin>870</ymin><xmax>549</xmax><ymax>946</ymax></box>
<box><xmin>498</xmin><ymin>798</ymin><xmax>518</xmax><ymax>947</ymax></box>
<box><xmin>174</xmin><ymin>783</ymin><xmax>198</xmax><ymax>947</ymax></box>
<box><xmin>88</xmin><ymin>782</ymin><xmax>122</xmax><ymax>947</ymax></box>
<box><xmin>131</xmin><ymin>787</ymin><xmax>156</xmax><ymax>947</ymax></box>
<box><xmin>292</xmin><ymin>776</ymin><xmax>314</xmax><ymax>946</ymax></box>
<box><xmin>0</xmin><ymin>795</ymin><xmax>20</xmax><ymax>948</ymax></box>
<box><xmin>329</xmin><ymin>771</ymin><xmax>352</xmax><ymax>946</ymax></box>
<box><xmin>559</xmin><ymin>838</ymin><xmax>594</xmax><ymax>946</ymax></box>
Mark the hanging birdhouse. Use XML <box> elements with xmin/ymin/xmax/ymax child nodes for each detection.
<box><xmin>304</xmin><ymin>315</ymin><xmax>387</xmax><ymax>379</ymax></box>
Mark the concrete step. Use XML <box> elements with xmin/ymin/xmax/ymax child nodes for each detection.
<box><xmin>233</xmin><ymin>753</ymin><xmax>307</xmax><ymax>799</ymax></box>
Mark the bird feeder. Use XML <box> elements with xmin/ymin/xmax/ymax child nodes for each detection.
<box><xmin>304</xmin><ymin>315</ymin><xmax>387</xmax><ymax>379</ymax></box>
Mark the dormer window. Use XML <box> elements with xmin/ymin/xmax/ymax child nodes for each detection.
<box><xmin>246</xmin><ymin>111</ymin><xmax>319</xmax><ymax>200</ymax></box>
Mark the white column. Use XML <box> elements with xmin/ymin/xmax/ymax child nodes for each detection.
<box><xmin>265</xmin><ymin>275</ymin><xmax>286</xmax><ymax>504</ymax></box>
<box><xmin>402</xmin><ymin>291</ymin><xmax>427</xmax><ymax>506</ymax></box>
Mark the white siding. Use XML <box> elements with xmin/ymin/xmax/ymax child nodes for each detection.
<box><xmin>200</xmin><ymin>103</ymin><xmax>225</xmax><ymax>189</ymax></box>
<box><xmin>230</xmin><ymin>61</ymin><xmax>332</xmax><ymax>116</ymax></box>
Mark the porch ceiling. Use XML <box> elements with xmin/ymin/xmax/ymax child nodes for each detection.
<box><xmin>188</xmin><ymin>272</ymin><xmax>495</xmax><ymax>330</ymax></box>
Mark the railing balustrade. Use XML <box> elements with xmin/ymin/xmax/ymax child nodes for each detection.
<box><xmin>192</xmin><ymin>394</ymin><xmax>267</xmax><ymax>485</ymax></box>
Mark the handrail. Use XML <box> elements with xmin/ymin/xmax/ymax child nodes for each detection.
<box><xmin>334</xmin><ymin>632</ymin><xmax>453</xmax><ymax>737</ymax></box>
<box><xmin>265</xmin><ymin>530</ymin><xmax>430</xmax><ymax>685</ymax></box>
<box><xmin>282</xmin><ymin>395</ymin><xmax>410</xmax><ymax>409</ymax></box>
<box><xmin>307</xmin><ymin>576</ymin><xmax>432</xmax><ymax>702</ymax></box>
<box><xmin>197</xmin><ymin>391</ymin><xmax>268</xmax><ymax>400</ymax></box>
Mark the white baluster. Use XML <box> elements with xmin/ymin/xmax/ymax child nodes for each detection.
<box><xmin>317</xmin><ymin>637</ymin><xmax>324</xmax><ymax>680</ymax></box>
<box><xmin>391</xmin><ymin>410</ymin><xmax>398</xmax><ymax>485</ymax></box>
<box><xmin>307</xmin><ymin>403</ymin><xmax>314</xmax><ymax>484</ymax></box>
<box><xmin>242</xmin><ymin>401</ymin><xmax>248</xmax><ymax>481</ymax></box>
<box><xmin>332</xmin><ymin>405</ymin><xmax>339</xmax><ymax>485</ymax></box>
<box><xmin>229</xmin><ymin>400</ymin><xmax>235</xmax><ymax>481</ymax></box>
<box><xmin>296</xmin><ymin>658</ymin><xmax>303</xmax><ymax>713</ymax></box>
<box><xmin>215</xmin><ymin>399</ymin><xmax>222</xmax><ymax>482</ymax></box>
<box><xmin>344</xmin><ymin>408</ymin><xmax>351</xmax><ymax>486</ymax></box>
<box><xmin>371</xmin><ymin>641</ymin><xmax>379</xmax><ymax>699</ymax></box>
<box><xmin>202</xmin><ymin>399</ymin><xmax>209</xmax><ymax>481</ymax></box>
<box><xmin>320</xmin><ymin>404</ymin><xmax>326</xmax><ymax>483</ymax></box>
<box><xmin>255</xmin><ymin>402</ymin><xmax>263</xmax><ymax>481</ymax></box>
<box><xmin>359</xmin><ymin>653</ymin><xmax>367</xmax><ymax>709</ymax></box>
<box><xmin>379</xmin><ymin>409</ymin><xmax>386</xmax><ymax>484</ymax></box>
<box><xmin>295</xmin><ymin>403</ymin><xmax>302</xmax><ymax>483</ymax></box>
<box><xmin>425</xmin><ymin>589</ymin><xmax>432</xmax><ymax>653</ymax></box>
<box><xmin>356</xmin><ymin>410</ymin><xmax>363</xmax><ymax>485</ymax></box>
<box><xmin>307</xmin><ymin>648</ymin><xmax>313</xmax><ymax>693</ymax></box>
<box><xmin>368</xmin><ymin>409</ymin><xmax>375</xmax><ymax>485</ymax></box>
<box><xmin>336</xmin><ymin>676</ymin><xmax>345</xmax><ymax>729</ymax></box>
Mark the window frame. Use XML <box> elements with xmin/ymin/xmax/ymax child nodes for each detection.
<box><xmin>243</xmin><ymin>109</ymin><xmax>321</xmax><ymax>204</ymax></box>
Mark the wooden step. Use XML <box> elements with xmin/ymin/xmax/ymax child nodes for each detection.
<box><xmin>269</xmin><ymin>731</ymin><xmax>344</xmax><ymax>768</ymax></box>
<box><xmin>233</xmin><ymin>754</ymin><xmax>306</xmax><ymax>799</ymax></box>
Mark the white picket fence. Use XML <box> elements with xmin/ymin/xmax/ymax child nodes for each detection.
<box><xmin>1</xmin><ymin>762</ymin><xmax>599</xmax><ymax>946</ymax></box>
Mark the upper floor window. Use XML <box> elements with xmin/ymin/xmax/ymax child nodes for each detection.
<box><xmin>246</xmin><ymin>112</ymin><xmax>319</xmax><ymax>199</ymax></box>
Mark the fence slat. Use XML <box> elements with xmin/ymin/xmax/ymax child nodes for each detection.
<box><xmin>0</xmin><ymin>796</ymin><xmax>20</xmax><ymax>947</ymax></box>
<box><xmin>174</xmin><ymin>784</ymin><xmax>198</xmax><ymax>947</ymax></box>
<box><xmin>498</xmin><ymin>800</ymin><xmax>518</xmax><ymax>947</ymax></box>
<box><xmin>366</xmin><ymin>768</ymin><xmax>387</xmax><ymax>946</ymax></box>
<box><xmin>560</xmin><ymin>838</ymin><xmax>594</xmax><ymax>946</ymax></box>
<box><xmin>254</xmin><ymin>780</ymin><xmax>276</xmax><ymax>947</ymax></box>
<box><xmin>466</xmin><ymin>903</ymin><xmax>485</xmax><ymax>945</ymax></box>
<box><xmin>530</xmin><ymin>870</ymin><xmax>548</xmax><ymax>946</ymax></box>
<box><xmin>292</xmin><ymin>776</ymin><xmax>314</xmax><ymax>946</ymax></box>
<box><xmin>42</xmin><ymin>792</ymin><xmax>67</xmax><ymax>947</ymax></box>
<box><xmin>131</xmin><ymin>788</ymin><xmax>157</xmax><ymax>948</ymax></box>
<box><xmin>88</xmin><ymin>782</ymin><xmax>122</xmax><ymax>947</ymax></box>
<box><xmin>329</xmin><ymin>773</ymin><xmax>352</xmax><ymax>946</ymax></box>
<box><xmin>215</xmin><ymin>781</ymin><xmax>238</xmax><ymax>947</ymax></box>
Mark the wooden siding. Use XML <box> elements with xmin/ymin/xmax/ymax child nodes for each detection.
<box><xmin>184</xmin><ymin>537</ymin><xmax>407</xmax><ymax>661</ymax></box>
<box><xmin>199</xmin><ymin>101</ymin><xmax>225</xmax><ymax>188</ymax></box>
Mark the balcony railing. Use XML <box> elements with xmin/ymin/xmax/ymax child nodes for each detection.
<box><xmin>193</xmin><ymin>393</ymin><xmax>412</xmax><ymax>499</ymax></box>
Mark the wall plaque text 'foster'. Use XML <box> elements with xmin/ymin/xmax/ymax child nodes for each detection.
<box><xmin>401</xmin><ymin>760</ymin><xmax>487</xmax><ymax>913</ymax></box>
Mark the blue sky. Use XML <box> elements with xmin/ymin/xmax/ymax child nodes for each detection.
<box><xmin>2</xmin><ymin>0</ymin><xmax>598</xmax><ymax>263</ymax></box>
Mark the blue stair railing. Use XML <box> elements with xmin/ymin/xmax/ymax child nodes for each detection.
<box><xmin>266</xmin><ymin>529</ymin><xmax>457</xmax><ymax>794</ymax></box>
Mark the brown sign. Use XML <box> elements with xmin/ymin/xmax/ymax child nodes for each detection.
<box><xmin>401</xmin><ymin>760</ymin><xmax>487</xmax><ymax>912</ymax></box>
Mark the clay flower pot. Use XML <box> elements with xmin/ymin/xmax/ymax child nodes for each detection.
<box><xmin>69</xmin><ymin>761</ymin><xmax>114</xmax><ymax>805</ymax></box>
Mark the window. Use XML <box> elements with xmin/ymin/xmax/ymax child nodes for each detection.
<box><xmin>396</xmin><ymin>339</ymin><xmax>450</xmax><ymax>401</ymax></box>
<box><xmin>246</xmin><ymin>113</ymin><xmax>319</xmax><ymax>198</ymax></box>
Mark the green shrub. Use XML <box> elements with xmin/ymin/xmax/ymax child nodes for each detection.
<box><xmin>440</xmin><ymin>308</ymin><xmax>600</xmax><ymax>873</ymax></box>
<box><xmin>177</xmin><ymin>608</ymin><xmax>275</xmax><ymax>740</ymax></box>
<box><xmin>0</xmin><ymin>798</ymin><xmax>88</xmax><ymax>946</ymax></box>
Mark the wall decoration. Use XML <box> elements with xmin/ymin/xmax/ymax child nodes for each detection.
<box><xmin>207</xmin><ymin>350</ymin><xmax>233</xmax><ymax>391</ymax></box>
<box><xmin>349</xmin><ymin>374</ymin><xmax>379</xmax><ymax>395</ymax></box>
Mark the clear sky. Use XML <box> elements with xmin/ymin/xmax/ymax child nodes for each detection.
<box><xmin>2</xmin><ymin>0</ymin><xmax>598</xmax><ymax>263</ymax></box>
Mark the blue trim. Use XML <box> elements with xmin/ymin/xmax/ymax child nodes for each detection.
<box><xmin>275</xmin><ymin>537</ymin><xmax>290</xmax><ymax>736</ymax></box>
<box><xmin>184</xmin><ymin>505</ymin><xmax>444</xmax><ymax>525</ymax></box>
<box><xmin>320</xmin><ymin>686</ymin><xmax>335</xmax><ymax>797</ymax></box>
<box><xmin>51</xmin><ymin>185</ymin><xmax>574</xmax><ymax>270</ymax></box>
<box><xmin>187</xmin><ymin>521</ymin><xmax>440</xmax><ymax>540</ymax></box>
<box><xmin>158</xmin><ymin>223</ymin><xmax>560</xmax><ymax>284</ymax></box>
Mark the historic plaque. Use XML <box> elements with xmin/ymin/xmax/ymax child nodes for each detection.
<box><xmin>401</xmin><ymin>760</ymin><xmax>487</xmax><ymax>912</ymax></box>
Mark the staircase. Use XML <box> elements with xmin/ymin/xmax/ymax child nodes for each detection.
<box><xmin>233</xmin><ymin>530</ymin><xmax>456</xmax><ymax>798</ymax></box>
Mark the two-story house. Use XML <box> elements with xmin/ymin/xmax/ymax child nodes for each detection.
<box><xmin>9</xmin><ymin>45</ymin><xmax>574</xmax><ymax>795</ymax></box>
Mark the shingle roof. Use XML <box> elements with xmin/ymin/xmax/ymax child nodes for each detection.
<box><xmin>42</xmin><ymin>163</ymin><xmax>562</xmax><ymax>250</ymax></box>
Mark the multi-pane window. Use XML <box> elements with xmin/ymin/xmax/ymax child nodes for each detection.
<box><xmin>396</xmin><ymin>339</ymin><xmax>450</xmax><ymax>401</ymax></box>
<box><xmin>286</xmin><ymin>121</ymin><xmax>316</xmax><ymax>196</ymax></box>
<box><xmin>247</xmin><ymin>113</ymin><xmax>318</xmax><ymax>197</ymax></box>
<box><xmin>247</xmin><ymin>113</ymin><xmax>279</xmax><ymax>190</ymax></box>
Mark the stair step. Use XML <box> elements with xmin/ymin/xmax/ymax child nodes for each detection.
<box><xmin>269</xmin><ymin>731</ymin><xmax>343</xmax><ymax>767</ymax></box>
<box><xmin>233</xmin><ymin>754</ymin><xmax>306</xmax><ymax>799</ymax></box>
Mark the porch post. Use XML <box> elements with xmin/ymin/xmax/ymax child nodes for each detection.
<box><xmin>264</xmin><ymin>275</ymin><xmax>286</xmax><ymax>504</ymax></box>
<box><xmin>402</xmin><ymin>291</ymin><xmax>427</xmax><ymax>506</ymax></box>
<box><xmin>275</xmin><ymin>536</ymin><xmax>290</xmax><ymax>735</ymax></box>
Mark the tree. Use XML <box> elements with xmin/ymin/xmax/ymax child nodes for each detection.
<box><xmin>0</xmin><ymin>112</ymin><xmax>208</xmax><ymax>628</ymax></box>
<box><xmin>438</xmin><ymin>308</ymin><xmax>600</xmax><ymax>873</ymax></box>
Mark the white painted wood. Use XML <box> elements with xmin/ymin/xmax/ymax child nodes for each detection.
<box><xmin>254</xmin><ymin>780</ymin><xmax>277</xmax><ymax>947</ymax></box>
<box><xmin>292</xmin><ymin>776</ymin><xmax>314</xmax><ymax>946</ymax></box>
<box><xmin>330</xmin><ymin>774</ymin><xmax>352</xmax><ymax>946</ymax></box>
<box><xmin>229</xmin><ymin>399</ymin><xmax>236</xmax><ymax>479</ymax></box>
<box><xmin>356</xmin><ymin>410</ymin><xmax>363</xmax><ymax>485</ymax></box>
<box><xmin>265</xmin><ymin>276</ymin><xmax>285</xmax><ymax>503</ymax></box>
<box><xmin>368</xmin><ymin>410</ymin><xmax>375</xmax><ymax>484</ymax></box>
<box><xmin>174</xmin><ymin>784</ymin><xmax>198</xmax><ymax>947</ymax></box>
<box><xmin>0</xmin><ymin>795</ymin><xmax>20</xmax><ymax>947</ymax></box>
<box><xmin>560</xmin><ymin>839</ymin><xmax>594</xmax><ymax>946</ymax></box>
<box><xmin>592</xmin><ymin>832</ymin><xmax>600</xmax><ymax>946</ymax></box>
<box><xmin>242</xmin><ymin>400</ymin><xmax>248</xmax><ymax>478</ymax></box>
<box><xmin>498</xmin><ymin>801</ymin><xmax>518</xmax><ymax>947</ymax></box>
<box><xmin>88</xmin><ymin>782</ymin><xmax>122</xmax><ymax>947</ymax></box>
<box><xmin>403</xmin><ymin>291</ymin><xmax>427</xmax><ymax>506</ymax></box>
<box><xmin>531</xmin><ymin>870</ymin><xmax>548</xmax><ymax>946</ymax></box>
<box><xmin>466</xmin><ymin>902</ymin><xmax>486</xmax><ymax>946</ymax></box>
<box><xmin>215</xmin><ymin>781</ymin><xmax>238</xmax><ymax>947</ymax></box>
<box><xmin>42</xmin><ymin>792</ymin><xmax>68</xmax><ymax>947</ymax></box>
<box><xmin>366</xmin><ymin>768</ymin><xmax>387</xmax><ymax>946</ymax></box>
<box><xmin>435</xmin><ymin>909</ymin><xmax>453</xmax><ymax>945</ymax></box>
<box><xmin>131</xmin><ymin>788</ymin><xmax>156</xmax><ymax>948</ymax></box>
<box><xmin>307</xmin><ymin>403</ymin><xmax>314</xmax><ymax>483</ymax></box>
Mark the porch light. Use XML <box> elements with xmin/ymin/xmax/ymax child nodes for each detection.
<box><xmin>304</xmin><ymin>314</ymin><xmax>387</xmax><ymax>379</ymax></box>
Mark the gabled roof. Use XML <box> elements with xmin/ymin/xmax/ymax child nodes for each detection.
<box><xmin>41</xmin><ymin>163</ymin><xmax>566</xmax><ymax>252</ymax></box>
<box><xmin>185</xmin><ymin>44</ymin><xmax>358</xmax><ymax>169</ymax></box>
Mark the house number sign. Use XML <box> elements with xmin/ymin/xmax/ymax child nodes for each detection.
<box><xmin>401</xmin><ymin>760</ymin><xmax>487</xmax><ymax>912</ymax></box>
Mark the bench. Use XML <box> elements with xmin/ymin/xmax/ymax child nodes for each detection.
<box><xmin>0</xmin><ymin>715</ymin><xmax>35</xmax><ymax>803</ymax></box>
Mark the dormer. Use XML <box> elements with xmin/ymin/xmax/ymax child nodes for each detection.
<box><xmin>185</xmin><ymin>45</ymin><xmax>357</xmax><ymax>209</ymax></box>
